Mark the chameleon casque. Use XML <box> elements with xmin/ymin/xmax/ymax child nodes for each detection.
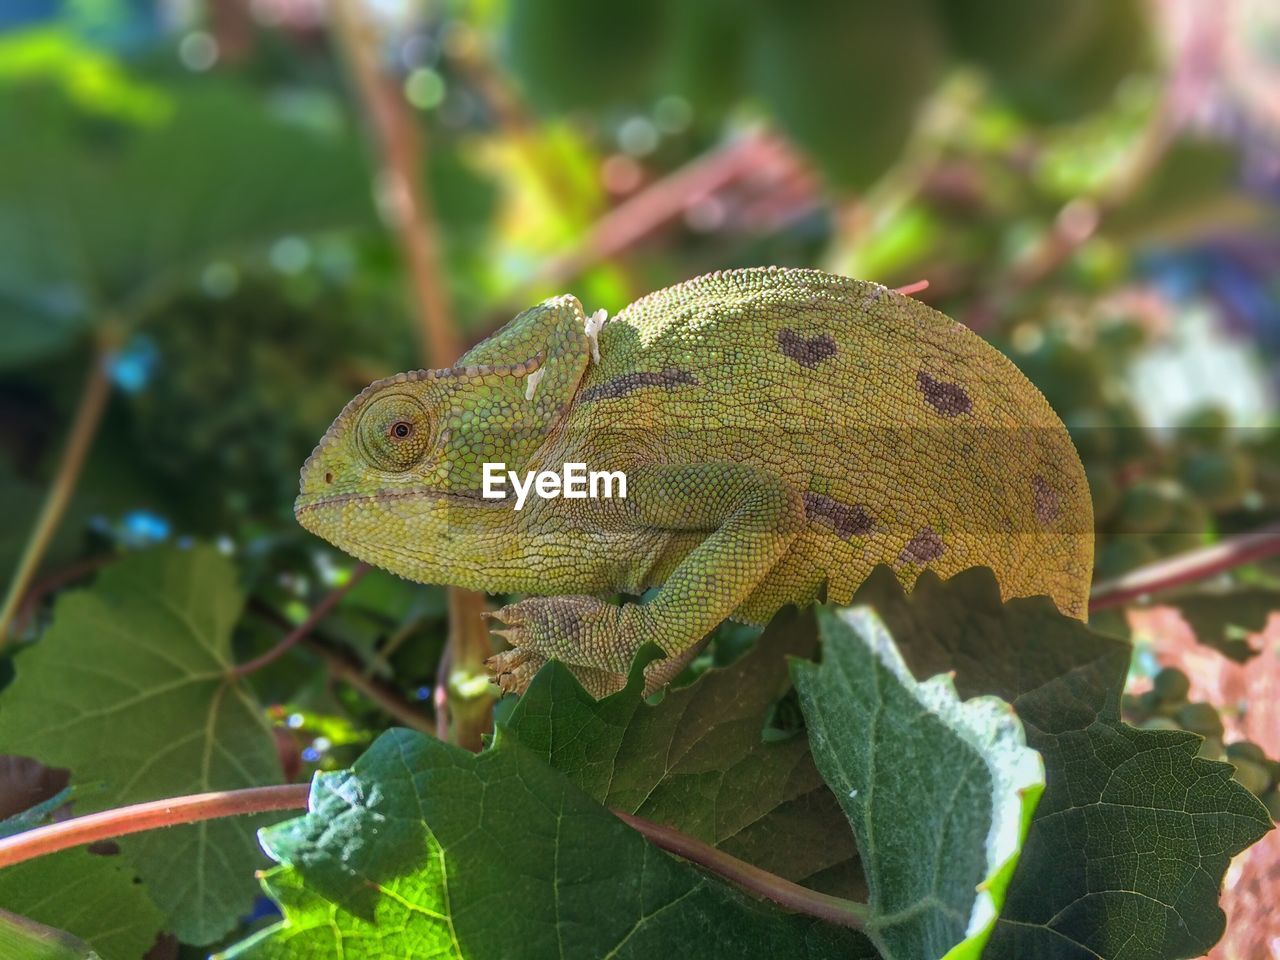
<box><xmin>296</xmin><ymin>268</ymin><xmax>1093</xmax><ymax>697</ymax></box>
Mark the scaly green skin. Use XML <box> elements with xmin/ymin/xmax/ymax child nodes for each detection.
<box><xmin>297</xmin><ymin>268</ymin><xmax>1093</xmax><ymax>697</ymax></box>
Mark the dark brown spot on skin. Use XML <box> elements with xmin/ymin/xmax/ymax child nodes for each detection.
<box><xmin>324</xmin><ymin>472</ymin><xmax>333</xmax><ymax>485</ymax></box>
<box><xmin>1032</xmin><ymin>475</ymin><xmax>1060</xmax><ymax>524</ymax></box>
<box><xmin>87</xmin><ymin>840</ymin><xmax>120</xmax><ymax>856</ymax></box>
<box><xmin>803</xmin><ymin>491</ymin><xmax>873</xmax><ymax>539</ymax></box>
<box><xmin>777</xmin><ymin>329</ymin><xmax>838</xmax><ymax>368</ymax></box>
<box><xmin>581</xmin><ymin>368</ymin><xmax>697</xmax><ymax>402</ymax></box>
<box><xmin>900</xmin><ymin>527</ymin><xmax>944</xmax><ymax>564</ymax></box>
<box><xmin>916</xmin><ymin>371</ymin><xmax>972</xmax><ymax>416</ymax></box>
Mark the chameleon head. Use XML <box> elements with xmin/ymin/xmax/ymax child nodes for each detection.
<box><xmin>294</xmin><ymin>355</ymin><xmax>546</xmax><ymax>588</ymax></box>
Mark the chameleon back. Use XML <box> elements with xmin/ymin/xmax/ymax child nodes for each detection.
<box><xmin>574</xmin><ymin>267</ymin><xmax>1093</xmax><ymax>620</ymax></box>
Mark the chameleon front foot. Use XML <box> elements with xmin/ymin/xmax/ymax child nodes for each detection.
<box><xmin>483</xmin><ymin>596</ymin><xmax>636</xmax><ymax>696</ymax></box>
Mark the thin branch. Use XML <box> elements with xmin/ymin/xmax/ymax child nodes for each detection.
<box><xmin>0</xmin><ymin>347</ymin><xmax>114</xmax><ymax>646</ymax></box>
<box><xmin>612</xmin><ymin>810</ymin><xmax>868</xmax><ymax>929</ymax></box>
<box><xmin>327</xmin><ymin>0</ymin><xmax>460</xmax><ymax>364</ymax></box>
<box><xmin>327</xmin><ymin>0</ymin><xmax>491</xmax><ymax>750</ymax></box>
<box><xmin>0</xmin><ymin>783</ymin><xmax>869</xmax><ymax>932</ymax></box>
<box><xmin>0</xmin><ymin>785</ymin><xmax>309</xmax><ymax>870</ymax></box>
<box><xmin>231</xmin><ymin>565</ymin><xmax>370</xmax><ymax>678</ymax></box>
<box><xmin>474</xmin><ymin>130</ymin><xmax>787</xmax><ymax>338</ymax></box>
<box><xmin>246</xmin><ymin>596</ymin><xmax>435</xmax><ymax>734</ymax></box>
<box><xmin>10</xmin><ymin>552</ymin><xmax>115</xmax><ymax>637</ymax></box>
<box><xmin>299</xmin><ymin>638</ymin><xmax>435</xmax><ymax>735</ymax></box>
<box><xmin>1089</xmin><ymin>523</ymin><xmax>1280</xmax><ymax>612</ymax></box>
<box><xmin>893</xmin><ymin>279</ymin><xmax>929</xmax><ymax>298</ymax></box>
<box><xmin>964</xmin><ymin>7</ymin><xmax>1222</xmax><ymax>332</ymax></box>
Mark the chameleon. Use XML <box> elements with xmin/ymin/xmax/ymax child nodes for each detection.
<box><xmin>296</xmin><ymin>267</ymin><xmax>1093</xmax><ymax>698</ymax></box>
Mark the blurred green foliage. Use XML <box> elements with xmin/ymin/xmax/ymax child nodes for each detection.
<box><xmin>1</xmin><ymin>0</ymin><xmax>1279</xmax><ymax>953</ymax></box>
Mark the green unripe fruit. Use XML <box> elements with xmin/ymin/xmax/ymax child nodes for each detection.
<box><xmin>1152</xmin><ymin>497</ymin><xmax>1210</xmax><ymax>555</ymax></box>
<box><xmin>1121</xmin><ymin>692</ymin><xmax>1145</xmax><ymax>719</ymax></box>
<box><xmin>1137</xmin><ymin>688</ymin><xmax>1178</xmax><ymax>718</ymax></box>
<box><xmin>1139</xmin><ymin>717</ymin><xmax>1180</xmax><ymax>731</ymax></box>
<box><xmin>1178</xmin><ymin>449</ymin><xmax>1253</xmax><ymax>511</ymax></box>
<box><xmin>1225</xmin><ymin>740</ymin><xmax>1268</xmax><ymax>766</ymax></box>
<box><xmin>1196</xmin><ymin>735</ymin><xmax>1225</xmax><ymax>762</ymax></box>
<box><xmin>1177</xmin><ymin>702</ymin><xmax>1225</xmax><ymax>739</ymax></box>
<box><xmin>1117</xmin><ymin>481</ymin><xmax>1178</xmax><ymax>534</ymax></box>
<box><xmin>1095</xmin><ymin>537</ymin><xmax>1159</xmax><ymax>579</ymax></box>
<box><xmin>1153</xmin><ymin>667</ymin><xmax>1191</xmax><ymax>703</ymax></box>
<box><xmin>1176</xmin><ymin>405</ymin><xmax>1231</xmax><ymax>448</ymax></box>
<box><xmin>1064</xmin><ymin>408</ymin><xmax>1115</xmax><ymax>462</ymax></box>
<box><xmin>1231</xmin><ymin>759</ymin><xmax>1272</xmax><ymax>796</ymax></box>
<box><xmin>1086</xmin><ymin>466</ymin><xmax>1121</xmax><ymax>521</ymax></box>
<box><xmin>1103</xmin><ymin>400</ymin><xmax>1150</xmax><ymax>463</ymax></box>
<box><xmin>1265</xmin><ymin>792</ymin><xmax>1280</xmax><ymax>822</ymax></box>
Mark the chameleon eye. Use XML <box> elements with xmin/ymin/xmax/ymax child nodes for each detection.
<box><xmin>357</xmin><ymin>394</ymin><xmax>431</xmax><ymax>472</ymax></box>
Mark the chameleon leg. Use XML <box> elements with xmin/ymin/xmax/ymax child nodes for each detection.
<box><xmin>486</xmin><ymin>463</ymin><xmax>803</xmax><ymax>695</ymax></box>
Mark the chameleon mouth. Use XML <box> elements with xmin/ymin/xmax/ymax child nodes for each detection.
<box><xmin>294</xmin><ymin>486</ymin><xmax>491</xmax><ymax>515</ymax></box>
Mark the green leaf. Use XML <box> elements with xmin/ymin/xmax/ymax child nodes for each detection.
<box><xmin>501</xmin><ymin>608</ymin><xmax>862</xmax><ymax>892</ymax></box>
<box><xmin>0</xmin><ymin>908</ymin><xmax>99</xmax><ymax>960</ymax></box>
<box><xmin>1154</xmin><ymin>587</ymin><xmax>1276</xmax><ymax>662</ymax></box>
<box><xmin>941</xmin><ymin>0</ymin><xmax>1154</xmax><ymax>123</ymax></box>
<box><xmin>851</xmin><ymin>566</ymin><xmax>1274</xmax><ymax>960</ymax></box>
<box><xmin>501</xmin><ymin>0</ymin><xmax>666</xmax><ymax>113</ymax></box>
<box><xmin>794</xmin><ymin>606</ymin><xmax>1043</xmax><ymax>960</ymax></box>
<box><xmin>0</xmin><ymin>850</ymin><xmax>164</xmax><ymax>960</ymax></box>
<box><xmin>0</xmin><ymin>75</ymin><xmax>374</xmax><ymax>368</ymax></box>
<box><xmin>0</xmin><ymin>756</ymin><xmax>163</xmax><ymax>957</ymax></box>
<box><xmin>1103</xmin><ymin>141</ymin><xmax>1259</xmax><ymax>245</ymax></box>
<box><xmin>220</xmin><ymin>729</ymin><xmax>875</xmax><ymax>959</ymax></box>
<box><xmin>0</xmin><ymin>546</ymin><xmax>283</xmax><ymax>944</ymax></box>
<box><xmin>746</xmin><ymin>0</ymin><xmax>946</xmax><ymax>187</ymax></box>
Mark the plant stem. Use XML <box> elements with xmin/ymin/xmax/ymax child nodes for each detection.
<box><xmin>327</xmin><ymin>0</ymin><xmax>460</xmax><ymax>364</ymax></box>
<box><xmin>475</xmin><ymin>130</ymin><xmax>785</xmax><ymax>337</ymax></box>
<box><xmin>440</xmin><ymin>586</ymin><xmax>492</xmax><ymax>751</ymax></box>
<box><xmin>0</xmin><ymin>784</ymin><xmax>870</xmax><ymax>932</ymax></box>
<box><xmin>1089</xmin><ymin>523</ymin><xmax>1280</xmax><ymax>612</ymax></box>
<box><xmin>247</xmin><ymin>598</ymin><xmax>435</xmax><ymax>733</ymax></box>
<box><xmin>612</xmin><ymin>810</ymin><xmax>869</xmax><ymax>929</ymax></box>
<box><xmin>327</xmin><ymin>0</ymin><xmax>491</xmax><ymax>750</ymax></box>
<box><xmin>10</xmin><ymin>552</ymin><xmax>116</xmax><ymax>637</ymax></box>
<box><xmin>0</xmin><ymin>347</ymin><xmax>113</xmax><ymax>646</ymax></box>
<box><xmin>0</xmin><ymin>785</ymin><xmax>309</xmax><ymax>869</ymax></box>
<box><xmin>231</xmin><ymin>565</ymin><xmax>370</xmax><ymax>678</ymax></box>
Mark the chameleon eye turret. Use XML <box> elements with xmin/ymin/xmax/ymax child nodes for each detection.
<box><xmin>356</xmin><ymin>394</ymin><xmax>433</xmax><ymax>472</ymax></box>
<box><xmin>299</xmin><ymin>268</ymin><xmax>1093</xmax><ymax>699</ymax></box>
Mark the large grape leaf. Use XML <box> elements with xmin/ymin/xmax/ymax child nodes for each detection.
<box><xmin>501</xmin><ymin>609</ymin><xmax>861</xmax><ymax>893</ymax></box>
<box><xmin>0</xmin><ymin>851</ymin><xmax>164</xmax><ymax>960</ymax></box>
<box><xmin>794</xmin><ymin>606</ymin><xmax>1044</xmax><ymax>960</ymax></box>
<box><xmin>940</xmin><ymin>0</ymin><xmax>1153</xmax><ymax>123</ymax></box>
<box><xmin>851</xmin><ymin>566</ymin><xmax>1273</xmax><ymax>960</ymax></box>
<box><xmin>219</xmin><ymin>728</ymin><xmax>875</xmax><ymax>959</ymax></box>
<box><xmin>0</xmin><ymin>756</ymin><xmax>164</xmax><ymax>959</ymax></box>
<box><xmin>0</xmin><ymin>56</ymin><xmax>374</xmax><ymax>368</ymax></box>
<box><xmin>1155</xmin><ymin>587</ymin><xmax>1277</xmax><ymax>662</ymax></box>
<box><xmin>0</xmin><ymin>546</ymin><xmax>284</xmax><ymax>944</ymax></box>
<box><xmin>0</xmin><ymin>908</ymin><xmax>98</xmax><ymax>960</ymax></box>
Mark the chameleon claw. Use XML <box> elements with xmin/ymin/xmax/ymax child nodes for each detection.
<box><xmin>486</xmin><ymin>646</ymin><xmax>544</xmax><ymax>696</ymax></box>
